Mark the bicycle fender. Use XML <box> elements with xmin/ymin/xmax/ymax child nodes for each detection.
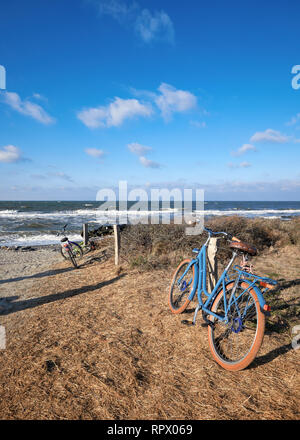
<box><xmin>188</xmin><ymin>262</ymin><xmax>199</xmax><ymax>301</ymax></box>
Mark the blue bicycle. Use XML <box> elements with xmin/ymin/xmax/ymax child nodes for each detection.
<box><xmin>168</xmin><ymin>227</ymin><xmax>277</xmax><ymax>370</ymax></box>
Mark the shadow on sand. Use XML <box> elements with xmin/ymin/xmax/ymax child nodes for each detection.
<box><xmin>0</xmin><ymin>266</ymin><xmax>75</xmax><ymax>285</ymax></box>
<box><xmin>0</xmin><ymin>273</ymin><xmax>126</xmax><ymax>316</ymax></box>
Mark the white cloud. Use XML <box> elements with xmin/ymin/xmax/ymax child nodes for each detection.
<box><xmin>190</xmin><ymin>120</ymin><xmax>206</xmax><ymax>128</ymax></box>
<box><xmin>135</xmin><ymin>9</ymin><xmax>174</xmax><ymax>44</ymax></box>
<box><xmin>78</xmin><ymin>83</ymin><xmax>198</xmax><ymax>129</ymax></box>
<box><xmin>92</xmin><ymin>1</ymin><xmax>174</xmax><ymax>44</ymax></box>
<box><xmin>48</xmin><ymin>172</ymin><xmax>73</xmax><ymax>182</ymax></box>
<box><xmin>286</xmin><ymin>113</ymin><xmax>300</xmax><ymax>126</ymax></box>
<box><xmin>155</xmin><ymin>83</ymin><xmax>197</xmax><ymax>121</ymax></box>
<box><xmin>108</xmin><ymin>97</ymin><xmax>152</xmax><ymax>126</ymax></box>
<box><xmin>129</xmin><ymin>86</ymin><xmax>159</xmax><ymax>101</ymax></box>
<box><xmin>250</xmin><ymin>129</ymin><xmax>289</xmax><ymax>143</ymax></box>
<box><xmin>31</xmin><ymin>174</ymin><xmax>47</xmax><ymax>180</ymax></box>
<box><xmin>227</xmin><ymin>161</ymin><xmax>252</xmax><ymax>169</ymax></box>
<box><xmin>77</xmin><ymin>107</ymin><xmax>107</xmax><ymax>129</ymax></box>
<box><xmin>91</xmin><ymin>178</ymin><xmax>300</xmax><ymax>199</ymax></box>
<box><xmin>77</xmin><ymin>97</ymin><xmax>153</xmax><ymax>128</ymax></box>
<box><xmin>2</xmin><ymin>91</ymin><xmax>55</xmax><ymax>125</ymax></box>
<box><xmin>0</xmin><ymin>145</ymin><xmax>23</xmax><ymax>163</ymax></box>
<box><xmin>231</xmin><ymin>143</ymin><xmax>257</xmax><ymax>156</ymax></box>
<box><xmin>131</xmin><ymin>83</ymin><xmax>200</xmax><ymax>122</ymax></box>
<box><xmin>127</xmin><ymin>142</ymin><xmax>152</xmax><ymax>155</ymax></box>
<box><xmin>96</xmin><ymin>0</ymin><xmax>137</xmax><ymax>20</ymax></box>
<box><xmin>85</xmin><ymin>148</ymin><xmax>106</xmax><ymax>158</ymax></box>
<box><xmin>32</xmin><ymin>93</ymin><xmax>47</xmax><ymax>102</ymax></box>
<box><xmin>139</xmin><ymin>155</ymin><xmax>161</xmax><ymax>168</ymax></box>
<box><xmin>127</xmin><ymin>141</ymin><xmax>161</xmax><ymax>168</ymax></box>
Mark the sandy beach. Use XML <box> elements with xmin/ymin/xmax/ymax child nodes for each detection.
<box><xmin>0</xmin><ymin>246</ymin><xmax>58</xmax><ymax>297</ymax></box>
<box><xmin>0</xmin><ymin>218</ymin><xmax>299</xmax><ymax>420</ymax></box>
<box><xmin>0</xmin><ymin>240</ymin><xmax>111</xmax><ymax>322</ymax></box>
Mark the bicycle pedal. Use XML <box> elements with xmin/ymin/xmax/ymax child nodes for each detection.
<box><xmin>181</xmin><ymin>320</ymin><xmax>194</xmax><ymax>326</ymax></box>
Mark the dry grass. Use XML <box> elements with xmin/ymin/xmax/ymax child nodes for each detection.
<box><xmin>119</xmin><ymin>216</ymin><xmax>300</xmax><ymax>270</ymax></box>
<box><xmin>0</xmin><ymin>218</ymin><xmax>299</xmax><ymax>420</ymax></box>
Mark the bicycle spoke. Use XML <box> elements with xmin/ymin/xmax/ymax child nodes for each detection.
<box><xmin>174</xmin><ymin>291</ymin><xmax>186</xmax><ymax>307</ymax></box>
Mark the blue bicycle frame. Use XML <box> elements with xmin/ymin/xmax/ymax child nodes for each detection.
<box><xmin>177</xmin><ymin>229</ymin><xmax>277</xmax><ymax>326</ymax></box>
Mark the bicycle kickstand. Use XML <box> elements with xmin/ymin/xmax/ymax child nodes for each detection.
<box><xmin>181</xmin><ymin>305</ymin><xmax>201</xmax><ymax>326</ymax></box>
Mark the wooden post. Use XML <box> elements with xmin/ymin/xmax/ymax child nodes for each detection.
<box><xmin>83</xmin><ymin>223</ymin><xmax>89</xmax><ymax>246</ymax></box>
<box><xmin>207</xmin><ymin>237</ymin><xmax>219</xmax><ymax>293</ymax></box>
<box><xmin>113</xmin><ymin>225</ymin><xmax>120</xmax><ymax>266</ymax></box>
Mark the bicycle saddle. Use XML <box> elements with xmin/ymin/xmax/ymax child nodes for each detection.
<box><xmin>229</xmin><ymin>239</ymin><xmax>257</xmax><ymax>256</ymax></box>
<box><xmin>60</xmin><ymin>237</ymin><xmax>68</xmax><ymax>242</ymax></box>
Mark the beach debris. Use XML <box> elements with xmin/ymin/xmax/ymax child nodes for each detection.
<box><xmin>10</xmin><ymin>246</ymin><xmax>36</xmax><ymax>252</ymax></box>
<box><xmin>86</xmin><ymin>224</ymin><xmax>126</xmax><ymax>238</ymax></box>
<box><xmin>20</xmin><ymin>246</ymin><xmax>36</xmax><ymax>252</ymax></box>
<box><xmin>0</xmin><ymin>245</ymin><xmax>36</xmax><ymax>251</ymax></box>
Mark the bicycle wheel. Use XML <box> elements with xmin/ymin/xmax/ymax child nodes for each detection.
<box><xmin>207</xmin><ymin>280</ymin><xmax>265</xmax><ymax>371</ymax></box>
<box><xmin>69</xmin><ymin>242</ymin><xmax>83</xmax><ymax>259</ymax></box>
<box><xmin>60</xmin><ymin>243</ymin><xmax>83</xmax><ymax>260</ymax></box>
<box><xmin>169</xmin><ymin>259</ymin><xmax>195</xmax><ymax>314</ymax></box>
<box><xmin>69</xmin><ymin>251</ymin><xmax>78</xmax><ymax>268</ymax></box>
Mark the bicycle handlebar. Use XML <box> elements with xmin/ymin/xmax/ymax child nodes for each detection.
<box><xmin>203</xmin><ymin>227</ymin><xmax>241</xmax><ymax>242</ymax></box>
<box><xmin>204</xmin><ymin>227</ymin><xmax>231</xmax><ymax>239</ymax></box>
<box><xmin>57</xmin><ymin>223</ymin><xmax>68</xmax><ymax>236</ymax></box>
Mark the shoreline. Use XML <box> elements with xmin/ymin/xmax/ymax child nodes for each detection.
<box><xmin>1</xmin><ymin>202</ymin><xmax>300</xmax><ymax>249</ymax></box>
<box><xmin>1</xmin><ymin>214</ymin><xmax>298</xmax><ymax>297</ymax></box>
<box><xmin>1</xmin><ymin>213</ymin><xmax>300</xmax><ymax>249</ymax></box>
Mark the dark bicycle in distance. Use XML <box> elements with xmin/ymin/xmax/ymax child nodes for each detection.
<box><xmin>57</xmin><ymin>224</ymin><xmax>83</xmax><ymax>268</ymax></box>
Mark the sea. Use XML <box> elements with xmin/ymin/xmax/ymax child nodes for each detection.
<box><xmin>0</xmin><ymin>200</ymin><xmax>300</xmax><ymax>247</ymax></box>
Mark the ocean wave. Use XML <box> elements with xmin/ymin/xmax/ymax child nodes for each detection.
<box><xmin>0</xmin><ymin>207</ymin><xmax>179</xmax><ymax>219</ymax></box>
<box><xmin>0</xmin><ymin>207</ymin><xmax>300</xmax><ymax>223</ymax></box>
<box><xmin>0</xmin><ymin>209</ymin><xmax>19</xmax><ymax>216</ymax></box>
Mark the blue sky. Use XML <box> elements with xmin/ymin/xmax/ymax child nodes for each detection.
<box><xmin>0</xmin><ymin>0</ymin><xmax>300</xmax><ymax>200</ymax></box>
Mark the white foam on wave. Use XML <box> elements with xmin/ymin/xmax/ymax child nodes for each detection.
<box><xmin>0</xmin><ymin>210</ymin><xmax>19</xmax><ymax>216</ymax></box>
<box><xmin>0</xmin><ymin>207</ymin><xmax>179</xmax><ymax>219</ymax></box>
<box><xmin>0</xmin><ymin>233</ymin><xmax>83</xmax><ymax>247</ymax></box>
